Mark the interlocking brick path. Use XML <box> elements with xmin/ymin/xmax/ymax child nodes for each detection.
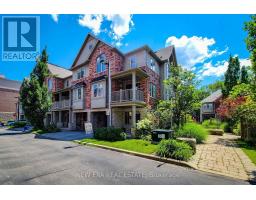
<box><xmin>189</xmin><ymin>133</ymin><xmax>256</xmax><ymax>181</ymax></box>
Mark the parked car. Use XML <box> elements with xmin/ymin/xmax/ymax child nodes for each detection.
<box><xmin>0</xmin><ymin>121</ymin><xmax>4</xmax><ymax>127</ymax></box>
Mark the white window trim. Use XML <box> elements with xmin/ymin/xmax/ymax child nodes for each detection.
<box><xmin>92</xmin><ymin>82</ymin><xmax>105</xmax><ymax>98</ymax></box>
<box><xmin>130</xmin><ymin>56</ymin><xmax>137</xmax><ymax>68</ymax></box>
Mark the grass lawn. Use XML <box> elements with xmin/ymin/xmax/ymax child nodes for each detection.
<box><xmin>78</xmin><ymin>139</ymin><xmax>158</xmax><ymax>155</ymax></box>
<box><xmin>237</xmin><ymin>140</ymin><xmax>256</xmax><ymax>165</ymax></box>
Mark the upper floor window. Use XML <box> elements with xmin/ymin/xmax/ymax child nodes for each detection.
<box><xmin>76</xmin><ymin>67</ymin><xmax>85</xmax><ymax>80</ymax></box>
<box><xmin>92</xmin><ymin>82</ymin><xmax>104</xmax><ymax>98</ymax></box>
<box><xmin>96</xmin><ymin>54</ymin><xmax>106</xmax><ymax>73</ymax></box>
<box><xmin>88</xmin><ymin>43</ymin><xmax>93</xmax><ymax>50</ymax></box>
<box><xmin>149</xmin><ymin>82</ymin><xmax>157</xmax><ymax>98</ymax></box>
<box><xmin>130</xmin><ymin>56</ymin><xmax>137</xmax><ymax>68</ymax></box>
<box><xmin>73</xmin><ymin>87</ymin><xmax>83</xmax><ymax>101</ymax></box>
<box><xmin>165</xmin><ymin>63</ymin><xmax>170</xmax><ymax>79</ymax></box>
<box><xmin>48</xmin><ymin>78</ymin><xmax>53</xmax><ymax>90</ymax></box>
<box><xmin>203</xmin><ymin>103</ymin><xmax>213</xmax><ymax>112</ymax></box>
<box><xmin>64</xmin><ymin>80</ymin><xmax>69</xmax><ymax>88</ymax></box>
<box><xmin>150</xmin><ymin>58</ymin><xmax>156</xmax><ymax>72</ymax></box>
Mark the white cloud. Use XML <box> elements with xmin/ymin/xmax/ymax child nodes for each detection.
<box><xmin>0</xmin><ymin>74</ymin><xmax>5</xmax><ymax>78</ymax></box>
<box><xmin>78</xmin><ymin>14</ymin><xmax>104</xmax><ymax>35</ymax></box>
<box><xmin>51</xmin><ymin>14</ymin><xmax>59</xmax><ymax>23</ymax></box>
<box><xmin>198</xmin><ymin>58</ymin><xmax>252</xmax><ymax>78</ymax></box>
<box><xmin>78</xmin><ymin>14</ymin><xmax>134</xmax><ymax>46</ymax></box>
<box><xmin>105</xmin><ymin>14</ymin><xmax>134</xmax><ymax>40</ymax></box>
<box><xmin>240</xmin><ymin>58</ymin><xmax>251</xmax><ymax>67</ymax></box>
<box><xmin>165</xmin><ymin>35</ymin><xmax>228</xmax><ymax>69</ymax></box>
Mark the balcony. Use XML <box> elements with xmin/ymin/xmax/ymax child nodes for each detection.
<box><xmin>111</xmin><ymin>89</ymin><xmax>145</xmax><ymax>106</ymax></box>
<box><xmin>52</xmin><ymin>99</ymin><xmax>71</xmax><ymax>110</ymax></box>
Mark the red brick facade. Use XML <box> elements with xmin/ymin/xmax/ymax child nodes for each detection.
<box><xmin>72</xmin><ymin>42</ymin><xmax>124</xmax><ymax>109</ymax></box>
<box><xmin>141</xmin><ymin>66</ymin><xmax>161</xmax><ymax>108</ymax></box>
<box><xmin>0</xmin><ymin>88</ymin><xmax>19</xmax><ymax>121</ymax></box>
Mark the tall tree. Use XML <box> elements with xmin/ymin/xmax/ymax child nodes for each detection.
<box><xmin>240</xmin><ymin>66</ymin><xmax>249</xmax><ymax>84</ymax></box>
<box><xmin>20</xmin><ymin>49</ymin><xmax>51</xmax><ymax>129</ymax></box>
<box><xmin>222</xmin><ymin>56</ymin><xmax>241</xmax><ymax>97</ymax></box>
<box><xmin>164</xmin><ymin>65</ymin><xmax>198</xmax><ymax>127</ymax></box>
<box><xmin>244</xmin><ymin>14</ymin><xmax>256</xmax><ymax>100</ymax></box>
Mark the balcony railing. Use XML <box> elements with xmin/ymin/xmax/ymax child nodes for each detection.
<box><xmin>111</xmin><ymin>89</ymin><xmax>144</xmax><ymax>103</ymax></box>
<box><xmin>52</xmin><ymin>99</ymin><xmax>71</xmax><ymax>110</ymax></box>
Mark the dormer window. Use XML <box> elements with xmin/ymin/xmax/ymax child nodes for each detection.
<box><xmin>96</xmin><ymin>54</ymin><xmax>106</xmax><ymax>73</ymax></box>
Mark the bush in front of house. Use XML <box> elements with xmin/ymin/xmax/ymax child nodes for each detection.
<box><xmin>12</xmin><ymin>121</ymin><xmax>27</xmax><ymax>128</ymax></box>
<box><xmin>176</xmin><ymin>122</ymin><xmax>208</xmax><ymax>143</ymax></box>
<box><xmin>94</xmin><ymin>127</ymin><xmax>126</xmax><ymax>141</ymax></box>
<box><xmin>136</xmin><ymin>117</ymin><xmax>154</xmax><ymax>139</ymax></box>
<box><xmin>156</xmin><ymin>139</ymin><xmax>193</xmax><ymax>161</ymax></box>
<box><xmin>45</xmin><ymin>124</ymin><xmax>60</xmax><ymax>133</ymax></box>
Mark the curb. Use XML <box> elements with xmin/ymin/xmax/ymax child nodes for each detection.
<box><xmin>75</xmin><ymin>141</ymin><xmax>197</xmax><ymax>170</ymax></box>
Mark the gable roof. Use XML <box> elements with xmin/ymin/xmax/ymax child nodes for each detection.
<box><xmin>155</xmin><ymin>45</ymin><xmax>174</xmax><ymax>61</ymax></box>
<box><xmin>201</xmin><ymin>89</ymin><xmax>222</xmax><ymax>103</ymax></box>
<box><xmin>48</xmin><ymin>63</ymin><xmax>72</xmax><ymax>79</ymax></box>
<box><xmin>0</xmin><ymin>77</ymin><xmax>21</xmax><ymax>91</ymax></box>
<box><xmin>125</xmin><ymin>45</ymin><xmax>162</xmax><ymax>63</ymax></box>
<box><xmin>71</xmin><ymin>33</ymin><xmax>124</xmax><ymax>70</ymax></box>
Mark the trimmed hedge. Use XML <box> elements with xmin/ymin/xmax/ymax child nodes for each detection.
<box><xmin>94</xmin><ymin>127</ymin><xmax>126</xmax><ymax>141</ymax></box>
<box><xmin>12</xmin><ymin>121</ymin><xmax>27</xmax><ymax>128</ymax></box>
<box><xmin>156</xmin><ymin>139</ymin><xmax>193</xmax><ymax>161</ymax></box>
<box><xmin>176</xmin><ymin>122</ymin><xmax>208</xmax><ymax>143</ymax></box>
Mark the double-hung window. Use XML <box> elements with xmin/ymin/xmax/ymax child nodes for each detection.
<box><xmin>73</xmin><ymin>88</ymin><xmax>83</xmax><ymax>101</ymax></box>
<box><xmin>48</xmin><ymin>78</ymin><xmax>53</xmax><ymax>90</ymax></box>
<box><xmin>92</xmin><ymin>82</ymin><xmax>104</xmax><ymax>98</ymax></box>
<box><xmin>150</xmin><ymin>83</ymin><xmax>157</xmax><ymax>98</ymax></box>
<box><xmin>130</xmin><ymin>56</ymin><xmax>137</xmax><ymax>68</ymax></box>
<box><xmin>150</xmin><ymin>58</ymin><xmax>156</xmax><ymax>72</ymax></box>
<box><xmin>77</xmin><ymin>67</ymin><xmax>85</xmax><ymax>80</ymax></box>
<box><xmin>96</xmin><ymin>54</ymin><xmax>106</xmax><ymax>73</ymax></box>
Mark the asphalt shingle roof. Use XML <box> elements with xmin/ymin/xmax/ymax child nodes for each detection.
<box><xmin>155</xmin><ymin>45</ymin><xmax>174</xmax><ymax>61</ymax></box>
<box><xmin>0</xmin><ymin>77</ymin><xmax>21</xmax><ymax>91</ymax></box>
<box><xmin>201</xmin><ymin>89</ymin><xmax>222</xmax><ymax>103</ymax></box>
<box><xmin>48</xmin><ymin>63</ymin><xmax>72</xmax><ymax>79</ymax></box>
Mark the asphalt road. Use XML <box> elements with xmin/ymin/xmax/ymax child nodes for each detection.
<box><xmin>0</xmin><ymin>128</ymin><xmax>249</xmax><ymax>185</ymax></box>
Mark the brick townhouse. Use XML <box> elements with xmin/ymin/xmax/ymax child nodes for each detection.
<box><xmin>44</xmin><ymin>33</ymin><xmax>177</xmax><ymax>135</ymax></box>
<box><xmin>0</xmin><ymin>77</ymin><xmax>21</xmax><ymax>122</ymax></box>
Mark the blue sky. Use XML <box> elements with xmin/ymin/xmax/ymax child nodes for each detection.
<box><xmin>0</xmin><ymin>14</ymin><xmax>252</xmax><ymax>86</ymax></box>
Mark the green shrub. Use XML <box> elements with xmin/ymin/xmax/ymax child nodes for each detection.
<box><xmin>94</xmin><ymin>127</ymin><xmax>126</xmax><ymax>141</ymax></box>
<box><xmin>232</xmin><ymin>122</ymin><xmax>241</xmax><ymax>135</ymax></box>
<box><xmin>136</xmin><ymin>118</ymin><xmax>153</xmax><ymax>138</ymax></box>
<box><xmin>176</xmin><ymin>122</ymin><xmax>208</xmax><ymax>143</ymax></box>
<box><xmin>44</xmin><ymin>124</ymin><xmax>60</xmax><ymax>133</ymax></box>
<box><xmin>156</xmin><ymin>139</ymin><xmax>193</xmax><ymax>161</ymax></box>
<box><xmin>202</xmin><ymin>118</ymin><xmax>222</xmax><ymax>129</ymax></box>
<box><xmin>220</xmin><ymin>122</ymin><xmax>230</xmax><ymax>132</ymax></box>
<box><xmin>12</xmin><ymin>121</ymin><xmax>27</xmax><ymax>128</ymax></box>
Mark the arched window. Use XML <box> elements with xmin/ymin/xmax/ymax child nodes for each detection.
<box><xmin>96</xmin><ymin>54</ymin><xmax>106</xmax><ymax>73</ymax></box>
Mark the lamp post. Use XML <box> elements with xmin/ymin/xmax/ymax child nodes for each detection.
<box><xmin>105</xmin><ymin>60</ymin><xmax>112</xmax><ymax>126</ymax></box>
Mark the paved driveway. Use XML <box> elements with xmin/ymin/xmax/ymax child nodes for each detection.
<box><xmin>35</xmin><ymin>131</ymin><xmax>92</xmax><ymax>141</ymax></box>
<box><xmin>0</xmin><ymin>129</ymin><xmax>249</xmax><ymax>184</ymax></box>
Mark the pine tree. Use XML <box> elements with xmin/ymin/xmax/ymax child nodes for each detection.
<box><xmin>240</xmin><ymin>66</ymin><xmax>249</xmax><ymax>84</ymax></box>
<box><xmin>222</xmin><ymin>56</ymin><xmax>241</xmax><ymax>97</ymax></box>
<box><xmin>20</xmin><ymin>49</ymin><xmax>52</xmax><ymax>129</ymax></box>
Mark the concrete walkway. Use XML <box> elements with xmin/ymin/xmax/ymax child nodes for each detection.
<box><xmin>189</xmin><ymin>133</ymin><xmax>256</xmax><ymax>181</ymax></box>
